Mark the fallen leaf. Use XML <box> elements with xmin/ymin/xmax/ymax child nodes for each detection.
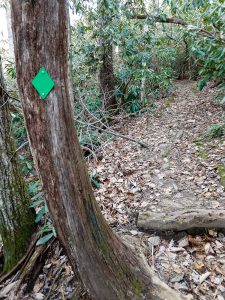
<box><xmin>199</xmin><ymin>272</ymin><xmax>211</xmax><ymax>284</ymax></box>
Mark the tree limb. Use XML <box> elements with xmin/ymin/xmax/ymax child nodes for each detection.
<box><xmin>133</xmin><ymin>15</ymin><xmax>223</xmax><ymax>40</ymax></box>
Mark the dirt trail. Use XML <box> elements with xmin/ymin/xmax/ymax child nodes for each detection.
<box><xmin>139</xmin><ymin>80</ymin><xmax>225</xmax><ymax>213</ymax></box>
<box><xmin>90</xmin><ymin>80</ymin><xmax>225</xmax><ymax>225</ymax></box>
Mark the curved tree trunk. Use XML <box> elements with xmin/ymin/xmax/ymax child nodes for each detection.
<box><xmin>98</xmin><ymin>0</ymin><xmax>117</xmax><ymax>112</ymax></box>
<box><xmin>11</xmin><ymin>1</ymin><xmax>190</xmax><ymax>299</ymax></box>
<box><xmin>0</xmin><ymin>57</ymin><xmax>35</xmax><ymax>273</ymax></box>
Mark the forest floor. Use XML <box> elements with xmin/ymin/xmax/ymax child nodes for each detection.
<box><xmin>1</xmin><ymin>80</ymin><xmax>225</xmax><ymax>300</ymax></box>
<box><xmin>91</xmin><ymin>80</ymin><xmax>225</xmax><ymax>224</ymax></box>
<box><xmin>89</xmin><ymin>80</ymin><xmax>225</xmax><ymax>300</ymax></box>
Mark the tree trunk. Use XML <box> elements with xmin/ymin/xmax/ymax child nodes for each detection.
<box><xmin>0</xmin><ymin>57</ymin><xmax>35</xmax><ymax>273</ymax></box>
<box><xmin>11</xmin><ymin>1</ymin><xmax>190</xmax><ymax>299</ymax></box>
<box><xmin>98</xmin><ymin>1</ymin><xmax>117</xmax><ymax>112</ymax></box>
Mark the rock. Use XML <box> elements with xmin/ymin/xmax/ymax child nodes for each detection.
<box><xmin>178</xmin><ymin>236</ymin><xmax>189</xmax><ymax>248</ymax></box>
<box><xmin>208</xmin><ymin>229</ymin><xmax>217</xmax><ymax>237</ymax></box>
<box><xmin>148</xmin><ymin>236</ymin><xmax>160</xmax><ymax>246</ymax></box>
<box><xmin>0</xmin><ymin>281</ymin><xmax>19</xmax><ymax>298</ymax></box>
<box><xmin>170</xmin><ymin>273</ymin><xmax>184</xmax><ymax>283</ymax></box>
<box><xmin>34</xmin><ymin>292</ymin><xmax>45</xmax><ymax>300</ymax></box>
<box><xmin>175</xmin><ymin>130</ymin><xmax>184</xmax><ymax>140</ymax></box>
<box><xmin>148</xmin><ymin>182</ymin><xmax>156</xmax><ymax>189</ymax></box>
<box><xmin>130</xmin><ymin>230</ymin><xmax>139</xmax><ymax>236</ymax></box>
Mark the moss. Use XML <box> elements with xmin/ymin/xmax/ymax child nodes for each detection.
<box><xmin>191</xmin><ymin>85</ymin><xmax>199</xmax><ymax>92</ymax></box>
<box><xmin>86</xmin><ymin>195</ymin><xmax>113</xmax><ymax>258</ymax></box>
<box><xmin>162</xmin><ymin>148</ymin><xmax>171</xmax><ymax>158</ymax></box>
<box><xmin>132</xmin><ymin>278</ymin><xmax>143</xmax><ymax>296</ymax></box>
<box><xmin>164</xmin><ymin>97</ymin><xmax>175</xmax><ymax>108</ymax></box>
<box><xmin>196</xmin><ymin>150</ymin><xmax>209</xmax><ymax>159</ymax></box>
<box><xmin>0</xmin><ymin>150</ymin><xmax>35</xmax><ymax>273</ymax></box>
<box><xmin>217</xmin><ymin>164</ymin><xmax>225</xmax><ymax>188</ymax></box>
<box><xmin>1</xmin><ymin>208</ymin><xmax>35</xmax><ymax>273</ymax></box>
<box><xmin>193</xmin><ymin>140</ymin><xmax>205</xmax><ymax>148</ymax></box>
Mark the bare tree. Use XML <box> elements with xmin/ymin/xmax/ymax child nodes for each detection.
<box><xmin>11</xmin><ymin>1</ymin><xmax>190</xmax><ymax>299</ymax></box>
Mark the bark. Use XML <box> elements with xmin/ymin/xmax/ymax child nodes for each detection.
<box><xmin>137</xmin><ymin>209</ymin><xmax>225</xmax><ymax>231</ymax></box>
<box><xmin>99</xmin><ymin>44</ymin><xmax>117</xmax><ymax>110</ymax></box>
<box><xmin>98</xmin><ymin>0</ymin><xmax>117</xmax><ymax>111</ymax></box>
<box><xmin>0</xmin><ymin>57</ymin><xmax>35</xmax><ymax>273</ymax></box>
<box><xmin>11</xmin><ymin>1</ymin><xmax>190</xmax><ymax>299</ymax></box>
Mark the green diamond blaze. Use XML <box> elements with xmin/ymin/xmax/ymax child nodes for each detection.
<box><xmin>32</xmin><ymin>67</ymin><xmax>55</xmax><ymax>100</ymax></box>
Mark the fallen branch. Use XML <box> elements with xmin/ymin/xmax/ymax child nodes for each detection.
<box><xmin>18</xmin><ymin>241</ymin><xmax>52</xmax><ymax>293</ymax></box>
<box><xmin>76</xmin><ymin>92</ymin><xmax>150</xmax><ymax>148</ymax></box>
<box><xmin>137</xmin><ymin>209</ymin><xmax>225</xmax><ymax>231</ymax></box>
<box><xmin>0</xmin><ymin>83</ymin><xmax>21</xmax><ymax>103</ymax></box>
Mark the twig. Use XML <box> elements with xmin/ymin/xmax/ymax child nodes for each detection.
<box><xmin>76</xmin><ymin>94</ymin><xmax>150</xmax><ymax>148</ymax></box>
<box><xmin>9</xmin><ymin>141</ymin><xmax>29</xmax><ymax>162</ymax></box>
<box><xmin>90</xmin><ymin>123</ymin><xmax>150</xmax><ymax>148</ymax></box>
<box><xmin>15</xmin><ymin>141</ymin><xmax>29</xmax><ymax>154</ymax></box>
<box><xmin>45</xmin><ymin>265</ymin><xmax>64</xmax><ymax>300</ymax></box>
<box><xmin>0</xmin><ymin>84</ymin><xmax>20</xmax><ymax>102</ymax></box>
<box><xmin>60</xmin><ymin>286</ymin><xmax>66</xmax><ymax>300</ymax></box>
<box><xmin>151</xmin><ymin>245</ymin><xmax>155</xmax><ymax>270</ymax></box>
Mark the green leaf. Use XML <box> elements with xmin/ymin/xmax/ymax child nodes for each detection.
<box><xmin>221</xmin><ymin>96</ymin><xmax>225</xmax><ymax>105</ymax></box>
<box><xmin>32</xmin><ymin>191</ymin><xmax>44</xmax><ymax>201</ymax></box>
<box><xmin>28</xmin><ymin>181</ymin><xmax>40</xmax><ymax>195</ymax></box>
<box><xmin>35</xmin><ymin>206</ymin><xmax>47</xmax><ymax>223</ymax></box>
<box><xmin>197</xmin><ymin>80</ymin><xmax>207</xmax><ymax>91</ymax></box>
<box><xmin>41</xmin><ymin>224</ymin><xmax>54</xmax><ymax>233</ymax></box>
<box><xmin>36</xmin><ymin>233</ymin><xmax>54</xmax><ymax>245</ymax></box>
<box><xmin>30</xmin><ymin>199</ymin><xmax>45</xmax><ymax>208</ymax></box>
<box><xmin>160</xmin><ymin>13</ymin><xmax>167</xmax><ymax>22</ymax></box>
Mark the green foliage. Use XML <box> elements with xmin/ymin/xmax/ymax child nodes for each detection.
<box><xmin>28</xmin><ymin>180</ymin><xmax>40</xmax><ymax>196</ymax></box>
<box><xmin>166</xmin><ymin>0</ymin><xmax>225</xmax><ymax>89</ymax></box>
<box><xmin>217</xmin><ymin>164</ymin><xmax>225</xmax><ymax>188</ymax></box>
<box><xmin>19</xmin><ymin>155</ymin><xmax>35</xmax><ymax>176</ymax></box>
<box><xmin>214</xmin><ymin>91</ymin><xmax>225</xmax><ymax>105</ymax></box>
<box><xmin>70</xmin><ymin>0</ymin><xmax>176</xmax><ymax>128</ymax></box>
<box><xmin>29</xmin><ymin>187</ymin><xmax>56</xmax><ymax>245</ymax></box>
<box><xmin>36</xmin><ymin>231</ymin><xmax>55</xmax><ymax>246</ymax></box>
<box><xmin>79</xmin><ymin>130</ymin><xmax>101</xmax><ymax>149</ymax></box>
<box><xmin>203</xmin><ymin>123</ymin><xmax>225</xmax><ymax>141</ymax></box>
<box><xmin>90</xmin><ymin>173</ymin><xmax>102</xmax><ymax>189</ymax></box>
<box><xmin>4</xmin><ymin>59</ymin><xmax>17</xmax><ymax>80</ymax></box>
<box><xmin>11</xmin><ymin>113</ymin><xmax>27</xmax><ymax>147</ymax></box>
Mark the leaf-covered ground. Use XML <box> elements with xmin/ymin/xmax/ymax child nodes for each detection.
<box><xmin>90</xmin><ymin>81</ymin><xmax>225</xmax><ymax>225</ymax></box>
<box><xmin>1</xmin><ymin>81</ymin><xmax>225</xmax><ymax>300</ymax></box>
<box><xmin>88</xmin><ymin>80</ymin><xmax>225</xmax><ymax>300</ymax></box>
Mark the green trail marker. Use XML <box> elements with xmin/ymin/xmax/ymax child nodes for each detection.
<box><xmin>32</xmin><ymin>67</ymin><xmax>55</xmax><ymax>100</ymax></box>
